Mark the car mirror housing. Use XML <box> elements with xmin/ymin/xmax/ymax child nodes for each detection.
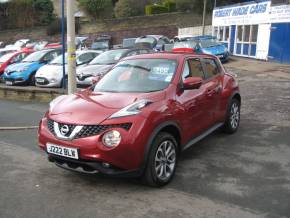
<box><xmin>182</xmin><ymin>77</ymin><xmax>203</xmax><ymax>90</ymax></box>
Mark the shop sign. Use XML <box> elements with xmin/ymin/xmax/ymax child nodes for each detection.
<box><xmin>212</xmin><ymin>1</ymin><xmax>271</xmax><ymax>26</ymax></box>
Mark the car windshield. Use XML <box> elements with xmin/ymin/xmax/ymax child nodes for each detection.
<box><xmin>0</xmin><ymin>52</ymin><xmax>15</xmax><ymax>63</ymax></box>
<box><xmin>94</xmin><ymin>58</ymin><xmax>177</xmax><ymax>93</ymax></box>
<box><xmin>199</xmin><ymin>39</ymin><xmax>221</xmax><ymax>48</ymax></box>
<box><xmin>135</xmin><ymin>37</ymin><xmax>156</xmax><ymax>45</ymax></box>
<box><xmin>22</xmin><ymin>50</ymin><xmax>48</xmax><ymax>62</ymax></box>
<box><xmin>91</xmin><ymin>41</ymin><xmax>109</xmax><ymax>50</ymax></box>
<box><xmin>50</xmin><ymin>54</ymin><xmax>68</xmax><ymax>65</ymax></box>
<box><xmin>89</xmin><ymin>49</ymin><xmax>127</xmax><ymax>65</ymax></box>
<box><xmin>123</xmin><ymin>38</ymin><xmax>136</xmax><ymax>48</ymax></box>
<box><xmin>173</xmin><ymin>41</ymin><xmax>197</xmax><ymax>49</ymax></box>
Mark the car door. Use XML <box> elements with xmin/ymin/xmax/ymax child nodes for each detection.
<box><xmin>177</xmin><ymin>58</ymin><xmax>209</xmax><ymax>140</ymax></box>
<box><xmin>201</xmin><ymin>58</ymin><xmax>223</xmax><ymax>125</ymax></box>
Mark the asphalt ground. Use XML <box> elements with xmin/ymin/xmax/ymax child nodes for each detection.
<box><xmin>0</xmin><ymin>60</ymin><xmax>290</xmax><ymax>218</ymax></box>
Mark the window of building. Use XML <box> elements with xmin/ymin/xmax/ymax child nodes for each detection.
<box><xmin>251</xmin><ymin>25</ymin><xmax>258</xmax><ymax>43</ymax></box>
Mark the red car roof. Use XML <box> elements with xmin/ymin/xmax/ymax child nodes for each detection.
<box><xmin>123</xmin><ymin>52</ymin><xmax>217</xmax><ymax>61</ymax></box>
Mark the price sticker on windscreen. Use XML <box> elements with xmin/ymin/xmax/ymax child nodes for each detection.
<box><xmin>149</xmin><ymin>64</ymin><xmax>175</xmax><ymax>82</ymax></box>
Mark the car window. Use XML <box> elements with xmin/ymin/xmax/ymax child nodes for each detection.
<box><xmin>77</xmin><ymin>53</ymin><xmax>96</xmax><ymax>64</ymax></box>
<box><xmin>157</xmin><ymin>39</ymin><xmax>166</xmax><ymax>46</ymax></box>
<box><xmin>126</xmin><ymin>51</ymin><xmax>139</xmax><ymax>57</ymax></box>
<box><xmin>43</xmin><ymin>51</ymin><xmax>60</xmax><ymax>62</ymax></box>
<box><xmin>182</xmin><ymin>59</ymin><xmax>205</xmax><ymax>80</ymax></box>
<box><xmin>11</xmin><ymin>54</ymin><xmax>22</xmax><ymax>63</ymax></box>
<box><xmin>202</xmin><ymin>58</ymin><xmax>220</xmax><ymax>79</ymax></box>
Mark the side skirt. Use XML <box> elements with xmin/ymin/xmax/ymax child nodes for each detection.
<box><xmin>182</xmin><ymin>123</ymin><xmax>224</xmax><ymax>151</ymax></box>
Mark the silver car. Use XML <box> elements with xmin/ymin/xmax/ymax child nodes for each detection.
<box><xmin>76</xmin><ymin>48</ymin><xmax>152</xmax><ymax>87</ymax></box>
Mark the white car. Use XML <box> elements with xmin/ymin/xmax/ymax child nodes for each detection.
<box><xmin>35</xmin><ymin>50</ymin><xmax>101</xmax><ymax>88</ymax></box>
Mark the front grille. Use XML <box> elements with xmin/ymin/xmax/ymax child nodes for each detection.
<box><xmin>47</xmin><ymin>119</ymin><xmax>132</xmax><ymax>139</ymax></box>
<box><xmin>35</xmin><ymin>77</ymin><xmax>49</xmax><ymax>85</ymax></box>
<box><xmin>75</xmin><ymin>123</ymin><xmax>132</xmax><ymax>139</ymax></box>
<box><xmin>77</xmin><ymin>74</ymin><xmax>92</xmax><ymax>81</ymax></box>
<box><xmin>47</xmin><ymin>119</ymin><xmax>54</xmax><ymax>134</ymax></box>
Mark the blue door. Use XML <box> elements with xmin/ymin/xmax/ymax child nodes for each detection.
<box><xmin>229</xmin><ymin>25</ymin><xmax>236</xmax><ymax>54</ymax></box>
<box><xmin>268</xmin><ymin>23</ymin><xmax>290</xmax><ymax>64</ymax></box>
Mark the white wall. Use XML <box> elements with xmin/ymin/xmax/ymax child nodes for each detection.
<box><xmin>178</xmin><ymin>25</ymin><xmax>213</xmax><ymax>36</ymax></box>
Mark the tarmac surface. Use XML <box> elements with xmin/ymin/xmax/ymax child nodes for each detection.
<box><xmin>0</xmin><ymin>57</ymin><xmax>290</xmax><ymax>218</ymax></box>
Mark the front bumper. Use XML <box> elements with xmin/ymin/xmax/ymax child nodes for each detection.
<box><xmin>35</xmin><ymin>76</ymin><xmax>62</xmax><ymax>88</ymax></box>
<box><xmin>2</xmin><ymin>72</ymin><xmax>28</xmax><ymax>85</ymax></box>
<box><xmin>38</xmin><ymin>115</ymin><xmax>151</xmax><ymax>176</ymax></box>
<box><xmin>48</xmin><ymin>154</ymin><xmax>141</xmax><ymax>177</ymax></box>
<box><xmin>4</xmin><ymin>76</ymin><xmax>27</xmax><ymax>85</ymax></box>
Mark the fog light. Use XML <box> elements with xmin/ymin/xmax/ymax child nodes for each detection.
<box><xmin>102</xmin><ymin>162</ymin><xmax>111</xmax><ymax>168</ymax></box>
<box><xmin>102</xmin><ymin>130</ymin><xmax>121</xmax><ymax>148</ymax></box>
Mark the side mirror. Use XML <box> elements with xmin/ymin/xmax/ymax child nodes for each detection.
<box><xmin>182</xmin><ymin>77</ymin><xmax>203</xmax><ymax>90</ymax></box>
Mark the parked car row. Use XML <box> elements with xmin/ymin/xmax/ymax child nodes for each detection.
<box><xmin>0</xmin><ymin>34</ymin><xmax>230</xmax><ymax>88</ymax></box>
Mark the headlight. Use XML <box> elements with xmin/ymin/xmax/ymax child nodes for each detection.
<box><xmin>102</xmin><ymin>130</ymin><xmax>121</xmax><ymax>148</ymax></box>
<box><xmin>109</xmin><ymin>99</ymin><xmax>153</xmax><ymax>119</ymax></box>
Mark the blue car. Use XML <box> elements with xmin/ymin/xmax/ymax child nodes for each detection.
<box><xmin>3</xmin><ymin>49</ymin><xmax>61</xmax><ymax>86</ymax></box>
<box><xmin>173</xmin><ymin>35</ymin><xmax>230</xmax><ymax>62</ymax></box>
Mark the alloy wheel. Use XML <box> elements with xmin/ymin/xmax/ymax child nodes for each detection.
<box><xmin>230</xmin><ymin>102</ymin><xmax>240</xmax><ymax>129</ymax></box>
<box><xmin>154</xmin><ymin>140</ymin><xmax>176</xmax><ymax>181</ymax></box>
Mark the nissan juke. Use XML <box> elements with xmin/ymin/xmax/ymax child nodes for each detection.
<box><xmin>38</xmin><ymin>51</ymin><xmax>241</xmax><ymax>186</ymax></box>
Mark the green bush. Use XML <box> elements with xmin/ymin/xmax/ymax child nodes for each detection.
<box><xmin>0</xmin><ymin>0</ymin><xmax>54</xmax><ymax>29</ymax></box>
<box><xmin>145</xmin><ymin>4</ymin><xmax>168</xmax><ymax>15</ymax></box>
<box><xmin>163</xmin><ymin>0</ymin><xmax>176</xmax><ymax>12</ymax></box>
<box><xmin>46</xmin><ymin>18</ymin><xmax>62</xmax><ymax>36</ymax></box>
<box><xmin>176</xmin><ymin>0</ymin><xmax>194</xmax><ymax>12</ymax></box>
<box><xmin>46</xmin><ymin>18</ymin><xmax>79</xmax><ymax>36</ymax></box>
<box><xmin>114</xmin><ymin>0</ymin><xmax>144</xmax><ymax>18</ymax></box>
<box><xmin>32</xmin><ymin>0</ymin><xmax>54</xmax><ymax>24</ymax></box>
<box><xmin>77</xmin><ymin>0</ymin><xmax>113</xmax><ymax>19</ymax></box>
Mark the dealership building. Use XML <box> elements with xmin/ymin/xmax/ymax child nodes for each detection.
<box><xmin>212</xmin><ymin>0</ymin><xmax>290</xmax><ymax>63</ymax></box>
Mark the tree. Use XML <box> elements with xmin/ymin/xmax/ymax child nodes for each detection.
<box><xmin>32</xmin><ymin>0</ymin><xmax>54</xmax><ymax>24</ymax></box>
<box><xmin>77</xmin><ymin>0</ymin><xmax>113</xmax><ymax>19</ymax></box>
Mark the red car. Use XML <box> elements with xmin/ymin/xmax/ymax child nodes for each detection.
<box><xmin>38</xmin><ymin>51</ymin><xmax>241</xmax><ymax>186</ymax></box>
<box><xmin>0</xmin><ymin>49</ymin><xmax>34</xmax><ymax>75</ymax></box>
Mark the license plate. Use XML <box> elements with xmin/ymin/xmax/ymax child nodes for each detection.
<box><xmin>5</xmin><ymin>81</ymin><xmax>13</xmax><ymax>85</ymax></box>
<box><xmin>36</xmin><ymin>78</ymin><xmax>45</xmax><ymax>83</ymax></box>
<box><xmin>217</xmin><ymin>55</ymin><xmax>224</xmax><ymax>58</ymax></box>
<box><xmin>46</xmin><ymin>143</ymin><xmax>79</xmax><ymax>159</ymax></box>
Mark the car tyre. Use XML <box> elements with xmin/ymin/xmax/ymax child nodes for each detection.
<box><xmin>223</xmin><ymin>98</ymin><xmax>240</xmax><ymax>134</ymax></box>
<box><xmin>142</xmin><ymin>132</ymin><xmax>178</xmax><ymax>187</ymax></box>
<box><xmin>29</xmin><ymin>73</ymin><xmax>36</xmax><ymax>86</ymax></box>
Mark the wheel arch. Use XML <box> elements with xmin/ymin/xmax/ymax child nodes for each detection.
<box><xmin>140</xmin><ymin>121</ymin><xmax>182</xmax><ymax>175</ymax></box>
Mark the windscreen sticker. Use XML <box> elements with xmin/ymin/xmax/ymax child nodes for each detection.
<box><xmin>149</xmin><ymin>64</ymin><xmax>174</xmax><ymax>82</ymax></box>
